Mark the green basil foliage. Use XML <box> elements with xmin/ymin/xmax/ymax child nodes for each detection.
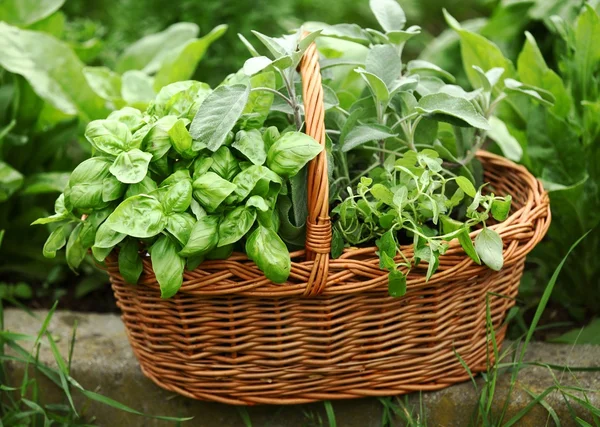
<box><xmin>35</xmin><ymin>34</ymin><xmax>324</xmax><ymax>295</ymax></box>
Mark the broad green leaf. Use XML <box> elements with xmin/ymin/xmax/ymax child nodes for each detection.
<box><xmin>366</xmin><ymin>44</ymin><xmax>401</xmax><ymax>86</ymax></box>
<box><xmin>157</xmin><ymin>179</ymin><xmax>192</xmax><ymax>214</ymax></box>
<box><xmin>94</xmin><ymin>221</ymin><xmax>126</xmax><ymax>249</ymax></box>
<box><xmin>443</xmin><ymin>10</ymin><xmax>516</xmax><ymax>92</ymax></box>
<box><xmin>142</xmin><ymin>115</ymin><xmax>178</xmax><ymax>161</ymax></box>
<box><xmin>116</xmin><ymin>22</ymin><xmax>199</xmax><ymax>73</ymax></box>
<box><xmin>190</xmin><ymin>84</ymin><xmax>250</xmax><ymax>151</ymax></box>
<box><xmin>193</xmin><ymin>172</ymin><xmax>237</xmax><ymax>212</ymax></box>
<box><xmin>474</xmin><ymin>228</ymin><xmax>504</xmax><ymax>271</ymax></box>
<box><xmin>150</xmin><ymin>235</ymin><xmax>185</xmax><ymax>299</ymax></box>
<box><xmin>65</xmin><ymin>158</ymin><xmax>112</xmax><ymax>211</ymax></box>
<box><xmin>231</xmin><ymin>165</ymin><xmax>282</xmax><ymax>201</ymax></box>
<box><xmin>455</xmin><ymin>176</ymin><xmax>476</xmax><ymax>198</ymax></box>
<box><xmin>243</xmin><ymin>55</ymin><xmax>292</xmax><ymax>76</ymax></box>
<box><xmin>517</xmin><ymin>32</ymin><xmax>571</xmax><ymax>118</ymax></box>
<box><xmin>245</xmin><ymin>225</ymin><xmax>290</xmax><ymax>283</ymax></box>
<box><xmin>168</xmin><ymin>119</ymin><xmax>194</xmax><ymax>159</ymax></box>
<box><xmin>85</xmin><ymin>120</ymin><xmax>134</xmax><ymax>156</ymax></box>
<box><xmin>487</xmin><ymin>116</ymin><xmax>523</xmax><ymax>162</ymax></box>
<box><xmin>369</xmin><ymin>0</ymin><xmax>406</xmax><ymax>32</ymax></box>
<box><xmin>572</xmin><ymin>4</ymin><xmax>600</xmax><ymax>105</ymax></box>
<box><xmin>458</xmin><ymin>229</ymin><xmax>480</xmax><ymax>265</ymax></box>
<box><xmin>32</xmin><ymin>194</ymin><xmax>69</xmax><ymax>225</ymax></box>
<box><xmin>153</xmin><ymin>24</ymin><xmax>227</xmax><ymax>90</ymax></box>
<box><xmin>387</xmin><ymin>26</ymin><xmax>421</xmax><ymax>44</ymax></box>
<box><xmin>165</xmin><ymin>212</ymin><xmax>195</xmax><ymax>245</ymax></box>
<box><xmin>121</xmin><ymin>70</ymin><xmax>155</xmax><ymax>108</ymax></box>
<box><xmin>241</xmin><ymin>71</ymin><xmax>276</xmax><ymax>129</ymax></box>
<box><xmin>0</xmin><ymin>161</ymin><xmax>24</xmax><ymax>202</ymax></box>
<box><xmin>102</xmin><ymin>175</ymin><xmax>126</xmax><ymax>202</ymax></box>
<box><xmin>416</xmin><ymin>93</ymin><xmax>490</xmax><ymax>130</ymax></box>
<box><xmin>179</xmin><ymin>215</ymin><xmax>219</xmax><ymax>257</ymax></box>
<box><xmin>0</xmin><ymin>0</ymin><xmax>64</xmax><ymax>26</ymax></box>
<box><xmin>407</xmin><ymin>60</ymin><xmax>455</xmax><ymax>82</ymax></box>
<box><xmin>83</xmin><ymin>66</ymin><xmax>123</xmax><ymax>106</ymax></box>
<box><xmin>267</xmin><ymin>132</ymin><xmax>323</xmax><ymax>177</ymax></box>
<box><xmin>504</xmin><ymin>79</ymin><xmax>555</xmax><ymax>107</ymax></box>
<box><xmin>43</xmin><ymin>224</ymin><xmax>67</xmax><ymax>258</ymax></box>
<box><xmin>151</xmin><ymin>80</ymin><xmax>211</xmax><ymax>118</ymax></box>
<box><xmin>491</xmin><ymin>196</ymin><xmax>512</xmax><ymax>221</ymax></box>
<box><xmin>118</xmin><ymin>239</ymin><xmax>143</xmax><ymax>285</ymax></box>
<box><xmin>105</xmin><ymin>195</ymin><xmax>166</xmax><ymax>238</ymax></box>
<box><xmin>0</xmin><ymin>22</ymin><xmax>108</xmax><ymax>120</ymax></box>
<box><xmin>125</xmin><ymin>175</ymin><xmax>158</xmax><ymax>198</ymax></box>
<box><xmin>66</xmin><ymin>222</ymin><xmax>86</xmax><ymax>271</ymax></box>
<box><xmin>250</xmin><ymin>30</ymin><xmax>288</xmax><ymax>58</ymax></box>
<box><xmin>210</xmin><ymin>147</ymin><xmax>239</xmax><ymax>181</ymax></box>
<box><xmin>109</xmin><ymin>149</ymin><xmax>152</xmax><ymax>184</ymax></box>
<box><xmin>388</xmin><ymin>270</ymin><xmax>406</xmax><ymax>297</ymax></box>
<box><xmin>355</xmin><ymin>69</ymin><xmax>390</xmax><ymax>103</ymax></box>
<box><xmin>107</xmin><ymin>107</ymin><xmax>145</xmax><ymax>132</ymax></box>
<box><xmin>233</xmin><ymin>129</ymin><xmax>267</xmax><ymax>165</ymax></box>
<box><xmin>218</xmin><ymin>206</ymin><xmax>257</xmax><ymax>247</ymax></box>
<box><xmin>551</xmin><ymin>319</ymin><xmax>600</xmax><ymax>345</ymax></box>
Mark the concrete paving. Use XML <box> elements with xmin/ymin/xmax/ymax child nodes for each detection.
<box><xmin>3</xmin><ymin>309</ymin><xmax>599</xmax><ymax>426</ymax></box>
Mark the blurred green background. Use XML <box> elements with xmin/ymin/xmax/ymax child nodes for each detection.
<box><xmin>1</xmin><ymin>0</ymin><xmax>598</xmax><ymax>334</ymax></box>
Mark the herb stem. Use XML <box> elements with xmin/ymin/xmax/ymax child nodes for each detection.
<box><xmin>392</xmin><ymin>112</ymin><xmax>418</xmax><ymax>130</ymax></box>
<box><xmin>251</xmin><ymin>87</ymin><xmax>293</xmax><ymax>107</ymax></box>
<box><xmin>349</xmin><ymin>163</ymin><xmax>380</xmax><ymax>185</ymax></box>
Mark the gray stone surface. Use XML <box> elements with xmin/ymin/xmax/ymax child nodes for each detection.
<box><xmin>3</xmin><ymin>309</ymin><xmax>600</xmax><ymax>426</ymax></box>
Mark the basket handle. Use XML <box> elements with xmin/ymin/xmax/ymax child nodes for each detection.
<box><xmin>298</xmin><ymin>34</ymin><xmax>331</xmax><ymax>296</ymax></box>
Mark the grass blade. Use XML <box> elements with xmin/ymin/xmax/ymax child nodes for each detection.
<box><xmin>523</xmin><ymin>387</ymin><xmax>561</xmax><ymax>427</ymax></box>
<box><xmin>46</xmin><ymin>332</ymin><xmax>78</xmax><ymax>417</ymax></box>
<box><xmin>236</xmin><ymin>407</ymin><xmax>252</xmax><ymax>427</ymax></box>
<box><xmin>324</xmin><ymin>401</ymin><xmax>337</xmax><ymax>427</ymax></box>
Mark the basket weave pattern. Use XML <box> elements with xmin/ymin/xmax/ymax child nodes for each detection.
<box><xmin>108</xmin><ymin>40</ymin><xmax>551</xmax><ymax>405</ymax></box>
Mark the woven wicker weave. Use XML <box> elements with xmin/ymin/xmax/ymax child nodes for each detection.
<box><xmin>107</xmin><ymin>40</ymin><xmax>551</xmax><ymax>405</ymax></box>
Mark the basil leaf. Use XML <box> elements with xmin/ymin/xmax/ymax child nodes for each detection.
<box><xmin>231</xmin><ymin>165</ymin><xmax>281</xmax><ymax>201</ymax></box>
<box><xmin>143</xmin><ymin>115</ymin><xmax>178</xmax><ymax>161</ymax></box>
<box><xmin>66</xmin><ymin>222</ymin><xmax>86</xmax><ymax>271</ymax></box>
<box><xmin>474</xmin><ymin>228</ymin><xmax>504</xmax><ymax>271</ymax></box>
<box><xmin>32</xmin><ymin>194</ymin><xmax>69</xmax><ymax>225</ymax></box>
<box><xmin>179</xmin><ymin>215</ymin><xmax>219</xmax><ymax>257</ymax></box>
<box><xmin>266</xmin><ymin>132</ymin><xmax>323</xmax><ymax>178</ymax></box>
<box><xmin>218</xmin><ymin>206</ymin><xmax>257</xmax><ymax>247</ymax></box>
<box><xmin>43</xmin><ymin>224</ymin><xmax>68</xmax><ymax>259</ymax></box>
<box><xmin>150</xmin><ymin>235</ymin><xmax>185</xmax><ymax>299</ymax></box>
<box><xmin>109</xmin><ymin>149</ymin><xmax>153</xmax><ymax>184</ymax></box>
<box><xmin>246</xmin><ymin>195</ymin><xmax>270</xmax><ymax>212</ymax></box>
<box><xmin>168</xmin><ymin>118</ymin><xmax>195</xmax><ymax>159</ymax></box>
<box><xmin>118</xmin><ymin>239</ymin><xmax>143</xmax><ymax>285</ymax></box>
<box><xmin>190</xmin><ymin>199</ymin><xmax>206</xmax><ymax>220</ymax></box>
<box><xmin>94</xmin><ymin>221</ymin><xmax>126</xmax><ymax>248</ymax></box>
<box><xmin>233</xmin><ymin>129</ymin><xmax>267</xmax><ymax>166</ymax></box>
<box><xmin>245</xmin><ymin>224</ymin><xmax>290</xmax><ymax>284</ymax></box>
<box><xmin>65</xmin><ymin>158</ymin><xmax>112</xmax><ymax>211</ymax></box>
<box><xmin>262</xmin><ymin>126</ymin><xmax>280</xmax><ymax>151</ymax></box>
<box><xmin>107</xmin><ymin>107</ymin><xmax>145</xmax><ymax>132</ymax></box>
<box><xmin>166</xmin><ymin>212</ymin><xmax>196</xmax><ymax>245</ymax></box>
<box><xmin>210</xmin><ymin>147</ymin><xmax>240</xmax><ymax>180</ymax></box>
<box><xmin>125</xmin><ymin>175</ymin><xmax>158</xmax><ymax>198</ymax></box>
<box><xmin>85</xmin><ymin>119</ymin><xmax>134</xmax><ymax>156</ymax></box>
<box><xmin>104</xmin><ymin>195</ymin><xmax>166</xmax><ymax>238</ymax></box>
<box><xmin>154</xmin><ymin>178</ymin><xmax>193</xmax><ymax>214</ymax></box>
<box><xmin>193</xmin><ymin>172</ymin><xmax>236</xmax><ymax>212</ymax></box>
<box><xmin>190</xmin><ymin>84</ymin><xmax>250</xmax><ymax>152</ymax></box>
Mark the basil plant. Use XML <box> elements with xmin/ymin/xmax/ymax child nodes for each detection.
<box><xmin>35</xmin><ymin>57</ymin><xmax>323</xmax><ymax>297</ymax></box>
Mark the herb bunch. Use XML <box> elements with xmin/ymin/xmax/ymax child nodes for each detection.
<box><xmin>35</xmin><ymin>63</ymin><xmax>323</xmax><ymax>297</ymax></box>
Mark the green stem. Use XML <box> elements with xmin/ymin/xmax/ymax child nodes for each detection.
<box><xmin>251</xmin><ymin>87</ymin><xmax>293</xmax><ymax>107</ymax></box>
<box><xmin>349</xmin><ymin>163</ymin><xmax>380</xmax><ymax>185</ymax></box>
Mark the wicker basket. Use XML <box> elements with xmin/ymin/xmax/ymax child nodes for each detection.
<box><xmin>107</xmin><ymin>40</ymin><xmax>551</xmax><ymax>405</ymax></box>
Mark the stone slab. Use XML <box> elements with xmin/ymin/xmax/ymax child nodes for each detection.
<box><xmin>3</xmin><ymin>309</ymin><xmax>599</xmax><ymax>426</ymax></box>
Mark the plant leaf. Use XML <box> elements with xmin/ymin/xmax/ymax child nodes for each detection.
<box><xmin>416</xmin><ymin>93</ymin><xmax>490</xmax><ymax>130</ymax></box>
<box><xmin>190</xmin><ymin>84</ymin><xmax>250</xmax><ymax>151</ymax></box>
<box><xmin>150</xmin><ymin>235</ymin><xmax>185</xmax><ymax>299</ymax></box>
<box><xmin>109</xmin><ymin>149</ymin><xmax>152</xmax><ymax>184</ymax></box>
<box><xmin>474</xmin><ymin>228</ymin><xmax>503</xmax><ymax>271</ymax></box>
<box><xmin>341</xmin><ymin>124</ymin><xmax>397</xmax><ymax>152</ymax></box>
<box><xmin>369</xmin><ymin>0</ymin><xmax>407</xmax><ymax>32</ymax></box>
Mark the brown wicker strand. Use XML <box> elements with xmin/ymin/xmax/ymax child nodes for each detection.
<box><xmin>299</xmin><ymin>34</ymin><xmax>330</xmax><ymax>296</ymax></box>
